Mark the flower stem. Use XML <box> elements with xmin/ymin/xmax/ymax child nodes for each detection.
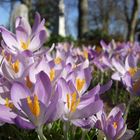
<box><xmin>97</xmin><ymin>130</ymin><xmax>106</xmax><ymax>140</ymax></box>
<box><xmin>81</xmin><ymin>129</ymin><xmax>87</xmax><ymax>140</ymax></box>
<box><xmin>100</xmin><ymin>72</ymin><xmax>104</xmax><ymax>84</ymax></box>
<box><xmin>36</xmin><ymin>126</ymin><xmax>47</xmax><ymax>140</ymax></box>
<box><xmin>124</xmin><ymin>97</ymin><xmax>134</xmax><ymax>123</ymax></box>
<box><xmin>63</xmin><ymin>121</ymin><xmax>70</xmax><ymax>140</ymax></box>
<box><xmin>72</xmin><ymin>125</ymin><xmax>76</xmax><ymax>139</ymax></box>
<box><xmin>115</xmin><ymin>81</ymin><xmax>119</xmax><ymax>104</ymax></box>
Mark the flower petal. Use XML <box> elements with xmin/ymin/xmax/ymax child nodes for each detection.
<box><xmin>72</xmin><ymin>100</ymin><xmax>103</xmax><ymax>119</ymax></box>
<box><xmin>15</xmin><ymin>116</ymin><xmax>35</xmax><ymax>129</ymax></box>
<box><xmin>72</xmin><ymin>118</ymin><xmax>94</xmax><ymax>129</ymax></box>
<box><xmin>16</xmin><ymin>26</ymin><xmax>28</xmax><ymax>43</ymax></box>
<box><xmin>34</xmin><ymin>71</ymin><xmax>52</xmax><ymax>104</ymax></box>
<box><xmin>108</xmin><ymin>104</ymin><xmax>125</xmax><ymax>118</ymax></box>
<box><xmin>0</xmin><ymin>104</ymin><xmax>16</xmax><ymax>124</ymax></box>
<box><xmin>0</xmin><ymin>27</ymin><xmax>18</xmax><ymax>50</ymax></box>
<box><xmin>29</xmin><ymin>30</ymin><xmax>47</xmax><ymax>51</ymax></box>
<box><xmin>17</xmin><ymin>17</ymin><xmax>31</xmax><ymax>37</ymax></box>
<box><xmin>11</xmin><ymin>82</ymin><xmax>30</xmax><ymax>110</ymax></box>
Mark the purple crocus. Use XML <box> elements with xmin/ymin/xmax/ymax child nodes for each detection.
<box><xmin>66</xmin><ymin>67</ymin><xmax>92</xmax><ymax>96</ymax></box>
<box><xmin>93</xmin><ymin>53</ymin><xmax>113</xmax><ymax>72</ymax></box>
<box><xmin>111</xmin><ymin>54</ymin><xmax>138</xmax><ymax>81</ymax></box>
<box><xmin>95</xmin><ymin>104</ymin><xmax>127</xmax><ymax>140</ymax></box>
<box><xmin>28</xmin><ymin>57</ymin><xmax>62</xmax><ymax>86</ymax></box>
<box><xmin>57</xmin><ymin>78</ymin><xmax>103</xmax><ymax>127</ymax></box>
<box><xmin>0</xmin><ymin>12</ymin><xmax>47</xmax><ymax>54</ymax></box>
<box><xmin>0</xmin><ymin>71</ymin><xmax>62</xmax><ymax>139</ymax></box>
<box><xmin>111</xmin><ymin>53</ymin><xmax>140</xmax><ymax>96</ymax></box>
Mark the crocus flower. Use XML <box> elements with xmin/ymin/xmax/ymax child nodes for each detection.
<box><xmin>111</xmin><ymin>53</ymin><xmax>140</xmax><ymax>96</ymax></box>
<box><xmin>93</xmin><ymin>53</ymin><xmax>113</xmax><ymax>72</ymax></box>
<box><xmin>95</xmin><ymin>104</ymin><xmax>127</xmax><ymax>140</ymax></box>
<box><xmin>28</xmin><ymin>57</ymin><xmax>63</xmax><ymax>85</ymax></box>
<box><xmin>58</xmin><ymin>78</ymin><xmax>103</xmax><ymax>127</ymax></box>
<box><xmin>67</xmin><ymin>80</ymin><xmax>112</xmax><ymax>129</ymax></box>
<box><xmin>0</xmin><ymin>50</ymin><xmax>35</xmax><ymax>86</ymax></box>
<box><xmin>111</xmin><ymin>54</ymin><xmax>138</xmax><ymax>82</ymax></box>
<box><xmin>0</xmin><ymin>12</ymin><xmax>47</xmax><ymax>54</ymax></box>
<box><xmin>1</xmin><ymin>55</ymin><xmax>26</xmax><ymax>81</ymax></box>
<box><xmin>66</xmin><ymin>67</ymin><xmax>92</xmax><ymax>96</ymax></box>
<box><xmin>0</xmin><ymin>71</ymin><xmax>62</xmax><ymax>133</ymax></box>
<box><xmin>100</xmin><ymin>40</ymin><xmax>126</xmax><ymax>59</ymax></box>
<box><xmin>117</xmin><ymin>42</ymin><xmax>140</xmax><ymax>58</ymax></box>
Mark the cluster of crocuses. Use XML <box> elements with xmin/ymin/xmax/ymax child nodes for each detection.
<box><xmin>79</xmin><ymin>40</ymin><xmax>140</xmax><ymax>139</ymax></box>
<box><xmin>0</xmin><ymin>13</ymin><xmax>129</xmax><ymax>140</ymax></box>
<box><xmin>84</xmin><ymin>40</ymin><xmax>140</xmax><ymax>97</ymax></box>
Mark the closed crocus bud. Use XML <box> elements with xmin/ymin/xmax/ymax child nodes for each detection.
<box><xmin>106</xmin><ymin>111</ymin><xmax>126</xmax><ymax>140</ymax></box>
<box><xmin>95</xmin><ymin>104</ymin><xmax>127</xmax><ymax>140</ymax></box>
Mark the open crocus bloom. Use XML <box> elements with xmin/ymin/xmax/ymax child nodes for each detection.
<box><xmin>58</xmin><ymin>78</ymin><xmax>103</xmax><ymax>126</ymax></box>
<box><xmin>111</xmin><ymin>53</ymin><xmax>139</xmax><ymax>81</ymax></box>
<box><xmin>28</xmin><ymin>57</ymin><xmax>62</xmax><ymax>86</ymax></box>
<box><xmin>66</xmin><ymin>67</ymin><xmax>92</xmax><ymax>96</ymax></box>
<box><xmin>0</xmin><ymin>71</ymin><xmax>62</xmax><ymax>130</ymax></box>
<box><xmin>1</xmin><ymin>54</ymin><xmax>25</xmax><ymax>81</ymax></box>
<box><xmin>112</xmin><ymin>53</ymin><xmax>140</xmax><ymax>95</ymax></box>
<box><xmin>95</xmin><ymin>104</ymin><xmax>127</xmax><ymax>140</ymax></box>
<box><xmin>100</xmin><ymin>40</ymin><xmax>123</xmax><ymax>59</ymax></box>
<box><xmin>0</xmin><ymin>12</ymin><xmax>47</xmax><ymax>54</ymax></box>
<box><xmin>0</xmin><ymin>50</ymin><xmax>35</xmax><ymax>84</ymax></box>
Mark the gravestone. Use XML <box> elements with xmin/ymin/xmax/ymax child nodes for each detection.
<box><xmin>59</xmin><ymin>0</ymin><xmax>66</xmax><ymax>36</ymax></box>
<box><xmin>10</xmin><ymin>3</ymin><xmax>29</xmax><ymax>32</ymax></box>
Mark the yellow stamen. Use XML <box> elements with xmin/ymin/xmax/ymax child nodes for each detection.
<box><xmin>67</xmin><ymin>94</ymin><xmax>70</xmax><ymax>109</ymax></box>
<box><xmin>26</xmin><ymin>76</ymin><xmax>33</xmax><ymax>89</ymax></box>
<box><xmin>128</xmin><ymin>67</ymin><xmax>137</xmax><ymax>77</ymax></box>
<box><xmin>70</xmin><ymin>92</ymin><xmax>80</xmax><ymax>112</ymax></box>
<box><xmin>76</xmin><ymin>78</ymin><xmax>85</xmax><ymax>92</ymax></box>
<box><xmin>12</xmin><ymin>59</ymin><xmax>20</xmax><ymax>73</ymax></box>
<box><xmin>55</xmin><ymin>57</ymin><xmax>62</xmax><ymax>64</ymax></box>
<box><xmin>113</xmin><ymin>122</ymin><xmax>117</xmax><ymax>129</ymax></box>
<box><xmin>5</xmin><ymin>98</ymin><xmax>9</xmax><ymax>107</ymax></box>
<box><xmin>27</xmin><ymin>96</ymin><xmax>33</xmax><ymax>112</ymax></box>
<box><xmin>5</xmin><ymin>98</ymin><xmax>14</xmax><ymax>109</ymax></box>
<box><xmin>83</xmin><ymin>50</ymin><xmax>88</xmax><ymax>59</ymax></box>
<box><xmin>33</xmin><ymin>95</ymin><xmax>40</xmax><ymax>117</ymax></box>
<box><xmin>27</xmin><ymin>95</ymin><xmax>40</xmax><ymax>117</ymax></box>
<box><xmin>50</xmin><ymin>69</ymin><xmax>55</xmax><ymax>81</ymax></box>
<box><xmin>1</xmin><ymin>50</ymin><xmax>5</xmax><ymax>57</ymax></box>
<box><xmin>66</xmin><ymin>92</ymin><xmax>80</xmax><ymax>113</ymax></box>
<box><xmin>1</xmin><ymin>50</ymin><xmax>12</xmax><ymax>62</ymax></box>
<box><xmin>21</xmin><ymin>39</ymin><xmax>30</xmax><ymax>50</ymax></box>
<box><xmin>7</xmin><ymin>55</ymin><xmax>12</xmax><ymax>63</ymax></box>
<box><xmin>73</xmin><ymin>98</ymin><xmax>80</xmax><ymax>112</ymax></box>
<box><xmin>6</xmin><ymin>54</ymin><xmax>20</xmax><ymax>73</ymax></box>
<box><xmin>70</xmin><ymin>92</ymin><xmax>77</xmax><ymax>111</ymax></box>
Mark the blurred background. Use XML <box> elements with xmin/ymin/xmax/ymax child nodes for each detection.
<box><xmin>0</xmin><ymin>0</ymin><xmax>140</xmax><ymax>45</ymax></box>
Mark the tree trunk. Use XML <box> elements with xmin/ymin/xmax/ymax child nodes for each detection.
<box><xmin>59</xmin><ymin>0</ymin><xmax>65</xmax><ymax>36</ymax></box>
<box><xmin>127</xmin><ymin>0</ymin><xmax>140</xmax><ymax>42</ymax></box>
<box><xmin>78</xmin><ymin>0</ymin><xmax>88</xmax><ymax>38</ymax></box>
<box><xmin>10</xmin><ymin>2</ymin><xmax>29</xmax><ymax>32</ymax></box>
